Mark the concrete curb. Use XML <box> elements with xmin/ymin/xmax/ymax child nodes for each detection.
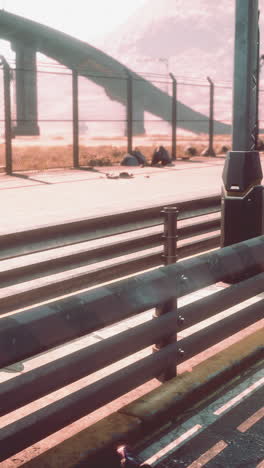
<box><xmin>22</xmin><ymin>327</ymin><xmax>263</xmax><ymax>468</ymax></box>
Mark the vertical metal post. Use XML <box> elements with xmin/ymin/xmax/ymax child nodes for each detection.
<box><xmin>72</xmin><ymin>70</ymin><xmax>79</xmax><ymax>168</ymax></box>
<box><xmin>170</xmin><ymin>73</ymin><xmax>177</xmax><ymax>161</ymax></box>
<box><xmin>255</xmin><ymin>13</ymin><xmax>260</xmax><ymax>149</ymax></box>
<box><xmin>221</xmin><ymin>0</ymin><xmax>263</xmax><ymax>281</ymax></box>
<box><xmin>126</xmin><ymin>72</ymin><xmax>133</xmax><ymax>154</ymax></box>
<box><xmin>153</xmin><ymin>206</ymin><xmax>180</xmax><ymax>382</ymax></box>
<box><xmin>203</xmin><ymin>77</ymin><xmax>216</xmax><ymax>156</ymax></box>
<box><xmin>0</xmin><ymin>56</ymin><xmax>12</xmax><ymax>175</ymax></box>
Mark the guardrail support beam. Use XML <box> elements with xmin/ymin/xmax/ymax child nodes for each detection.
<box><xmin>72</xmin><ymin>70</ymin><xmax>79</xmax><ymax>168</ymax></box>
<box><xmin>126</xmin><ymin>72</ymin><xmax>133</xmax><ymax>154</ymax></box>
<box><xmin>153</xmin><ymin>206</ymin><xmax>180</xmax><ymax>382</ymax></box>
<box><xmin>203</xmin><ymin>76</ymin><xmax>216</xmax><ymax>157</ymax></box>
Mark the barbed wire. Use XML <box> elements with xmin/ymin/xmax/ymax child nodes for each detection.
<box><xmin>1</xmin><ymin>56</ymin><xmax>235</xmax><ymax>86</ymax></box>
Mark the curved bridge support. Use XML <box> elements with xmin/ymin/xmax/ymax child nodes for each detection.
<box><xmin>12</xmin><ymin>42</ymin><xmax>40</xmax><ymax>136</ymax></box>
<box><xmin>0</xmin><ymin>10</ymin><xmax>231</xmax><ymax>138</ymax></box>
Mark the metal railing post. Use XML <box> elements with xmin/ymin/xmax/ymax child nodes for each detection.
<box><xmin>203</xmin><ymin>76</ymin><xmax>216</xmax><ymax>157</ymax></box>
<box><xmin>0</xmin><ymin>56</ymin><xmax>12</xmax><ymax>175</ymax></box>
<box><xmin>152</xmin><ymin>206</ymin><xmax>183</xmax><ymax>382</ymax></box>
<box><xmin>72</xmin><ymin>69</ymin><xmax>79</xmax><ymax>168</ymax></box>
<box><xmin>170</xmin><ymin>73</ymin><xmax>177</xmax><ymax>161</ymax></box>
<box><xmin>126</xmin><ymin>72</ymin><xmax>133</xmax><ymax>154</ymax></box>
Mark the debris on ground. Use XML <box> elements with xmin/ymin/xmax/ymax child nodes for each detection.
<box><xmin>119</xmin><ymin>172</ymin><xmax>134</xmax><ymax>178</ymax></box>
<box><xmin>106</xmin><ymin>172</ymin><xmax>134</xmax><ymax>179</ymax></box>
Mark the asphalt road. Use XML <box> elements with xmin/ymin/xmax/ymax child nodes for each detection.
<box><xmin>140</xmin><ymin>364</ymin><xmax>264</xmax><ymax>468</ymax></box>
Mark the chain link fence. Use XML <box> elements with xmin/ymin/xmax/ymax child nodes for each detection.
<box><xmin>3</xmin><ymin>59</ymin><xmax>263</xmax><ymax>173</ymax></box>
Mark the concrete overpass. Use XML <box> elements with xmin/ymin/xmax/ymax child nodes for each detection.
<box><xmin>0</xmin><ymin>10</ymin><xmax>231</xmax><ymax>136</ymax></box>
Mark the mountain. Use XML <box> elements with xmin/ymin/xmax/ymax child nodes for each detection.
<box><xmin>101</xmin><ymin>0</ymin><xmax>264</xmax><ymax>82</ymax></box>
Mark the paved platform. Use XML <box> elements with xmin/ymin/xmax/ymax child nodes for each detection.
<box><xmin>0</xmin><ymin>157</ymin><xmax>228</xmax><ymax>233</ymax></box>
<box><xmin>2</xmin><ymin>154</ymin><xmax>264</xmax><ymax>235</ymax></box>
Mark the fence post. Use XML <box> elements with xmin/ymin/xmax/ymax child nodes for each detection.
<box><xmin>0</xmin><ymin>56</ymin><xmax>12</xmax><ymax>175</ymax></box>
<box><xmin>72</xmin><ymin>69</ymin><xmax>79</xmax><ymax>168</ymax></box>
<box><xmin>126</xmin><ymin>72</ymin><xmax>133</xmax><ymax>154</ymax></box>
<box><xmin>203</xmin><ymin>76</ymin><xmax>216</xmax><ymax>157</ymax></box>
<box><xmin>170</xmin><ymin>73</ymin><xmax>177</xmax><ymax>161</ymax></box>
<box><xmin>152</xmin><ymin>206</ymin><xmax>182</xmax><ymax>382</ymax></box>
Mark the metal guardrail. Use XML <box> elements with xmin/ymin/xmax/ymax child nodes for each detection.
<box><xmin>0</xmin><ymin>236</ymin><xmax>263</xmax><ymax>463</ymax></box>
<box><xmin>0</xmin><ymin>194</ymin><xmax>221</xmax><ymax>313</ymax></box>
<box><xmin>0</xmin><ymin>194</ymin><xmax>221</xmax><ymax>260</ymax></box>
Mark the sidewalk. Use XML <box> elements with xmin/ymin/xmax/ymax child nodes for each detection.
<box><xmin>1</xmin><ymin>157</ymin><xmax>227</xmax><ymax>234</ymax></box>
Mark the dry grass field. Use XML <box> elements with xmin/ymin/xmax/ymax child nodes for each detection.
<box><xmin>0</xmin><ymin>134</ymin><xmax>233</xmax><ymax>171</ymax></box>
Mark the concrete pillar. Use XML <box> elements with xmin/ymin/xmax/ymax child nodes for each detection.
<box><xmin>12</xmin><ymin>43</ymin><xmax>40</xmax><ymax>136</ymax></box>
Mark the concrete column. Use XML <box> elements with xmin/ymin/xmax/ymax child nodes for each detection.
<box><xmin>12</xmin><ymin>43</ymin><xmax>40</xmax><ymax>136</ymax></box>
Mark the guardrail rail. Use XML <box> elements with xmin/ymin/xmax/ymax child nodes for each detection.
<box><xmin>0</xmin><ymin>235</ymin><xmax>263</xmax><ymax>466</ymax></box>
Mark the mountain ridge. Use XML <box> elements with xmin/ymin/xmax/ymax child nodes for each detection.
<box><xmin>100</xmin><ymin>0</ymin><xmax>264</xmax><ymax>82</ymax></box>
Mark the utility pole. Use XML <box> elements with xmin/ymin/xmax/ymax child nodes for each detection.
<box><xmin>203</xmin><ymin>76</ymin><xmax>216</xmax><ymax>156</ymax></box>
<box><xmin>221</xmin><ymin>0</ymin><xmax>263</xmax><ymax>267</ymax></box>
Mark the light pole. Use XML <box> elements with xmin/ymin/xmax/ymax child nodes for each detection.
<box><xmin>221</xmin><ymin>0</ymin><xmax>263</xmax><ymax>280</ymax></box>
<box><xmin>256</xmin><ymin>53</ymin><xmax>264</xmax><ymax>147</ymax></box>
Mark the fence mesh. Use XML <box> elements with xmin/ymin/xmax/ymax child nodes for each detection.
<box><xmin>133</xmin><ymin>75</ymin><xmax>172</xmax><ymax>157</ymax></box>
<box><xmin>3</xmin><ymin>60</ymin><xmax>264</xmax><ymax>173</ymax></box>
<box><xmin>78</xmin><ymin>74</ymin><xmax>127</xmax><ymax>166</ymax></box>
<box><xmin>214</xmin><ymin>84</ymin><xmax>232</xmax><ymax>151</ymax></box>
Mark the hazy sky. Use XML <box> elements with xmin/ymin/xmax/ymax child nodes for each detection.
<box><xmin>1</xmin><ymin>0</ymin><xmax>146</xmax><ymax>43</ymax></box>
